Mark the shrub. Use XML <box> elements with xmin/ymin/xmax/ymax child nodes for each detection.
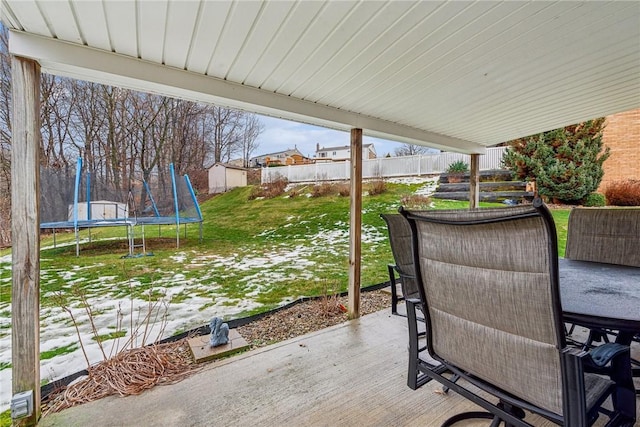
<box><xmin>248</xmin><ymin>178</ymin><xmax>288</xmax><ymax>199</ymax></box>
<box><xmin>400</xmin><ymin>194</ymin><xmax>432</xmax><ymax>209</ymax></box>
<box><xmin>604</xmin><ymin>179</ymin><xmax>640</xmax><ymax>206</ymax></box>
<box><xmin>368</xmin><ymin>179</ymin><xmax>386</xmax><ymax>196</ymax></box>
<box><xmin>311</xmin><ymin>183</ymin><xmax>334</xmax><ymax>198</ymax></box>
<box><xmin>582</xmin><ymin>192</ymin><xmax>606</xmax><ymax>207</ymax></box>
<box><xmin>502</xmin><ymin>118</ymin><xmax>609</xmax><ymax>203</ymax></box>
<box><xmin>446</xmin><ymin>160</ymin><xmax>469</xmax><ymax>174</ymax></box>
<box><xmin>185</xmin><ymin>169</ymin><xmax>208</xmax><ymax>194</ymax></box>
<box><xmin>336</xmin><ymin>184</ymin><xmax>350</xmax><ymax>197</ymax></box>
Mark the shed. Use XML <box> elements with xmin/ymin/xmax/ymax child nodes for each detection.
<box><xmin>69</xmin><ymin>200</ymin><xmax>129</xmax><ymax>221</ymax></box>
<box><xmin>208</xmin><ymin>163</ymin><xmax>248</xmax><ymax>194</ymax></box>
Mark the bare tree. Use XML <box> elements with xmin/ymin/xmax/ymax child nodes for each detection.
<box><xmin>0</xmin><ymin>25</ymin><xmax>268</xmax><ymax>247</ymax></box>
<box><xmin>393</xmin><ymin>143</ymin><xmax>434</xmax><ymax>157</ymax></box>
<box><xmin>208</xmin><ymin>106</ymin><xmax>243</xmax><ymax>164</ymax></box>
<box><xmin>239</xmin><ymin>113</ymin><xmax>264</xmax><ymax>167</ymax></box>
<box><xmin>394</xmin><ymin>143</ymin><xmax>433</xmax><ymax>157</ymax></box>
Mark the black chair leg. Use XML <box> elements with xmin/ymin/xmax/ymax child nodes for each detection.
<box><xmin>609</xmin><ymin>350</ymin><xmax>637</xmax><ymax>422</ymax></box>
<box><xmin>441</xmin><ymin>401</ymin><xmax>526</xmax><ymax>427</ymax></box>
<box><xmin>442</xmin><ymin>373</ymin><xmax>460</xmax><ymax>394</ymax></box>
<box><xmin>388</xmin><ymin>264</ymin><xmax>399</xmax><ymax>315</ymax></box>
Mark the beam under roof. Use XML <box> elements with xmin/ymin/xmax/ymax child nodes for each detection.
<box><xmin>9</xmin><ymin>30</ymin><xmax>485</xmax><ymax>154</ymax></box>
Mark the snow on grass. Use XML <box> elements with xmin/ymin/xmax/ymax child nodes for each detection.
<box><xmin>0</xmin><ymin>186</ymin><xmax>423</xmax><ymax>410</ymax></box>
<box><xmin>0</xmin><ymin>222</ymin><xmax>363</xmax><ymax>410</ymax></box>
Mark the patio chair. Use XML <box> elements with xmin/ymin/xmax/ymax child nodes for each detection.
<box><xmin>564</xmin><ymin>207</ymin><xmax>640</xmax><ymax>381</ymax></box>
<box><xmin>401</xmin><ymin>202</ymin><xmax>636</xmax><ymax>426</ymax></box>
<box><xmin>381</xmin><ymin>213</ymin><xmax>451</xmax><ymax>390</ymax></box>
<box><xmin>380</xmin><ymin>213</ymin><xmax>421</xmax><ymax>316</ymax></box>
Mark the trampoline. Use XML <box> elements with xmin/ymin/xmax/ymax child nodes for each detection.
<box><xmin>40</xmin><ymin>158</ymin><xmax>203</xmax><ymax>256</ymax></box>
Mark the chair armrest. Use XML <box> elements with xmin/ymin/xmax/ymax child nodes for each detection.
<box><xmin>586</xmin><ymin>343</ymin><xmax>629</xmax><ymax>368</ymax></box>
<box><xmin>561</xmin><ymin>347</ymin><xmax>591</xmax><ymax>425</ymax></box>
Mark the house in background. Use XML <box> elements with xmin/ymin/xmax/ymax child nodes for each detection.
<box><xmin>249</xmin><ymin>147</ymin><xmax>311</xmax><ymax>167</ymax></box>
<box><xmin>226</xmin><ymin>158</ymin><xmax>246</xmax><ymax>168</ymax></box>
<box><xmin>208</xmin><ymin>163</ymin><xmax>248</xmax><ymax>194</ymax></box>
<box><xmin>315</xmin><ymin>143</ymin><xmax>376</xmax><ymax>162</ymax></box>
<box><xmin>599</xmin><ymin>108</ymin><xmax>640</xmax><ymax>191</ymax></box>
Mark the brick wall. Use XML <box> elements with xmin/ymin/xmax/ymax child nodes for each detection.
<box><xmin>598</xmin><ymin>108</ymin><xmax>640</xmax><ymax>191</ymax></box>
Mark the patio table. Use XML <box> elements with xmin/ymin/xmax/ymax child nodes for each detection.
<box><xmin>559</xmin><ymin>258</ymin><xmax>640</xmax><ymax>394</ymax></box>
<box><xmin>559</xmin><ymin>258</ymin><xmax>640</xmax><ymax>335</ymax></box>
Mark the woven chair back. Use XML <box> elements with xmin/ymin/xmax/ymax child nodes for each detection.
<box><xmin>406</xmin><ymin>205</ymin><xmax>564</xmax><ymax>414</ymax></box>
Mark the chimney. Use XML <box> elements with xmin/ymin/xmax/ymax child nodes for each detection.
<box><xmin>316</xmin><ymin>143</ymin><xmax>320</xmax><ymax>152</ymax></box>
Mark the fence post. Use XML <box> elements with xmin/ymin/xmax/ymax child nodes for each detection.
<box><xmin>418</xmin><ymin>155</ymin><xmax>422</xmax><ymax>176</ymax></box>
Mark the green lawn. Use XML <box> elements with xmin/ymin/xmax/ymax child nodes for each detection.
<box><xmin>0</xmin><ymin>183</ymin><xmax>571</xmax><ymax>313</ymax></box>
<box><xmin>0</xmin><ymin>182</ymin><xmax>571</xmax><ymax>424</ymax></box>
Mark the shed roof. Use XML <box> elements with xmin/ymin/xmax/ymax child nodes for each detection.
<box><xmin>2</xmin><ymin>1</ymin><xmax>639</xmax><ymax>154</ymax></box>
<box><xmin>211</xmin><ymin>162</ymin><xmax>248</xmax><ymax>172</ymax></box>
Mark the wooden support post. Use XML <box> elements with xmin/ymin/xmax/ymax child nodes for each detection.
<box><xmin>469</xmin><ymin>154</ymin><xmax>480</xmax><ymax>209</ymax></box>
<box><xmin>11</xmin><ymin>56</ymin><xmax>41</xmax><ymax>425</ymax></box>
<box><xmin>348</xmin><ymin>128</ymin><xmax>362</xmax><ymax>319</ymax></box>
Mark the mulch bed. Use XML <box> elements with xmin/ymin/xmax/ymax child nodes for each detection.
<box><xmin>42</xmin><ymin>289</ymin><xmax>392</xmax><ymax>414</ymax></box>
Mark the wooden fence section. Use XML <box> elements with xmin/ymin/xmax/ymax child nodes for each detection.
<box><xmin>261</xmin><ymin>147</ymin><xmax>507</xmax><ymax>184</ymax></box>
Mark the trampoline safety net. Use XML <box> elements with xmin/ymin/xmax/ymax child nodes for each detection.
<box><xmin>40</xmin><ymin>158</ymin><xmax>203</xmax><ymax>255</ymax></box>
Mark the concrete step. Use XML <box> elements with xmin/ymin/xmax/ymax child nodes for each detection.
<box><xmin>439</xmin><ymin>169</ymin><xmax>514</xmax><ymax>184</ymax></box>
<box><xmin>437</xmin><ymin>181</ymin><xmax>527</xmax><ymax>193</ymax></box>
<box><xmin>431</xmin><ymin>191</ymin><xmax>534</xmax><ymax>202</ymax></box>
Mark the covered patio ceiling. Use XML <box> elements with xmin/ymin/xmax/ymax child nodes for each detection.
<box><xmin>2</xmin><ymin>0</ymin><xmax>639</xmax><ymax>154</ymax></box>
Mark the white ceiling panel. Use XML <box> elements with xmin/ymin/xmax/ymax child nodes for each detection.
<box><xmin>225</xmin><ymin>0</ymin><xmax>297</xmax><ymax>84</ymax></box>
<box><xmin>71</xmin><ymin>1</ymin><xmax>111</xmax><ymax>51</ymax></box>
<box><xmin>205</xmin><ymin>0</ymin><xmax>263</xmax><ymax>78</ymax></box>
<box><xmin>163</xmin><ymin>1</ymin><xmax>200</xmax><ymax>69</ymax></box>
<box><xmin>1</xmin><ymin>0</ymin><xmax>50</xmax><ymax>35</ymax></box>
<box><xmin>1</xmin><ymin>0</ymin><xmax>639</xmax><ymax>153</ymax></box>
<box><xmin>243</xmin><ymin>1</ymin><xmax>326</xmax><ymax>90</ymax></box>
<box><xmin>310</xmin><ymin>1</ymin><xmax>475</xmax><ymax>106</ymax></box>
<box><xmin>103</xmin><ymin>1</ymin><xmax>137</xmax><ymax>57</ymax></box>
<box><xmin>137</xmin><ymin>0</ymin><xmax>168</xmax><ymax>63</ymax></box>
<box><xmin>186</xmin><ymin>0</ymin><xmax>231</xmax><ymax>73</ymax></box>
<box><xmin>292</xmin><ymin>1</ymin><xmax>410</xmax><ymax>102</ymax></box>
<box><xmin>268</xmin><ymin>0</ymin><xmax>359</xmax><ymax>94</ymax></box>
<box><xmin>35</xmin><ymin>1</ymin><xmax>82</xmax><ymax>44</ymax></box>
<box><xmin>275</xmin><ymin>0</ymin><xmax>381</xmax><ymax>96</ymax></box>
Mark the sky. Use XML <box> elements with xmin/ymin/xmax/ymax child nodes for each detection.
<box><xmin>253</xmin><ymin>115</ymin><xmax>428</xmax><ymax>158</ymax></box>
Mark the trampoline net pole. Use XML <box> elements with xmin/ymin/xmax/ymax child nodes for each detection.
<box><xmin>73</xmin><ymin>157</ymin><xmax>82</xmax><ymax>257</ymax></box>
<box><xmin>170</xmin><ymin>163</ymin><xmax>180</xmax><ymax>248</ymax></box>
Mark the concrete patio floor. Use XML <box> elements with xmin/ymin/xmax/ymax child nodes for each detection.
<box><xmin>39</xmin><ymin>308</ymin><xmax>639</xmax><ymax>427</ymax></box>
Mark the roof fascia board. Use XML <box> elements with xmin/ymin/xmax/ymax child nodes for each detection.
<box><xmin>9</xmin><ymin>30</ymin><xmax>485</xmax><ymax>154</ymax></box>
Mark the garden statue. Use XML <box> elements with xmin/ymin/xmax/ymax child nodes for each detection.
<box><xmin>209</xmin><ymin>317</ymin><xmax>229</xmax><ymax>347</ymax></box>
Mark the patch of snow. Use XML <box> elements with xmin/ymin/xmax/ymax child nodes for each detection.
<box><xmin>170</xmin><ymin>252</ymin><xmax>188</xmax><ymax>263</ymax></box>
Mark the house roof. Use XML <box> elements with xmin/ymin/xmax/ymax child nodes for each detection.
<box><xmin>251</xmin><ymin>147</ymin><xmax>305</xmax><ymax>160</ymax></box>
<box><xmin>2</xmin><ymin>1</ymin><xmax>639</xmax><ymax>154</ymax></box>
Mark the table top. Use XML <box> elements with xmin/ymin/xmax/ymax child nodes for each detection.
<box><xmin>559</xmin><ymin>258</ymin><xmax>640</xmax><ymax>333</ymax></box>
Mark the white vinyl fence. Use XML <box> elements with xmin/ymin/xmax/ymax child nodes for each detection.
<box><xmin>262</xmin><ymin>147</ymin><xmax>507</xmax><ymax>184</ymax></box>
